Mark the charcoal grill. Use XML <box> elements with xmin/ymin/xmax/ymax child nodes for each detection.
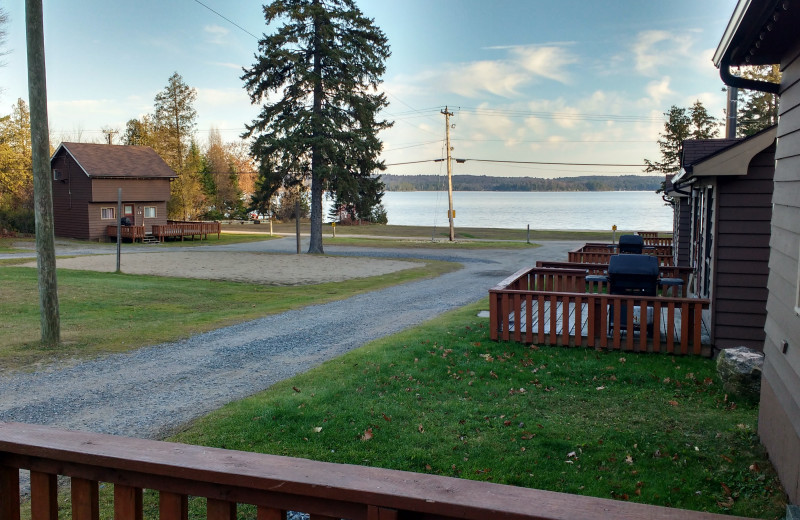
<box><xmin>608</xmin><ymin>254</ymin><xmax>658</xmax><ymax>336</ymax></box>
<box><xmin>617</xmin><ymin>234</ymin><xmax>644</xmax><ymax>254</ymax></box>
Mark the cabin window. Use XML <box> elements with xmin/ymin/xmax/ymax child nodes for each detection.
<box><xmin>100</xmin><ymin>207</ymin><xmax>115</xmax><ymax>220</ymax></box>
<box><xmin>144</xmin><ymin>206</ymin><xmax>156</xmax><ymax>218</ymax></box>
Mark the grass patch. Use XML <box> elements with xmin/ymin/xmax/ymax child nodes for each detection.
<box><xmin>172</xmin><ymin>301</ymin><xmax>786</xmax><ymax>519</ymax></box>
<box><xmin>0</xmin><ymin>259</ymin><xmax>457</xmax><ymax>372</ymax></box>
<box><xmin>229</xmin><ymin>222</ymin><xmax>629</xmax><ymax>242</ymax></box>
<box><xmin>324</xmin><ymin>236</ymin><xmax>539</xmax><ymax>249</ymax></box>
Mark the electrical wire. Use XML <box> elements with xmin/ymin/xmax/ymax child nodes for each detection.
<box><xmin>191</xmin><ymin>0</ymin><xmax>260</xmax><ymax>40</ymax></box>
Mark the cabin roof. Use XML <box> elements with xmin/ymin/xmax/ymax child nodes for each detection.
<box><xmin>52</xmin><ymin>142</ymin><xmax>177</xmax><ymax>179</ymax></box>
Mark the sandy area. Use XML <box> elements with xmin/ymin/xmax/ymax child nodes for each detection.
<box><xmin>27</xmin><ymin>252</ymin><xmax>419</xmax><ymax>286</ymax></box>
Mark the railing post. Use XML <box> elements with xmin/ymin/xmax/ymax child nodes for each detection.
<box><xmin>30</xmin><ymin>471</ymin><xmax>57</xmax><ymax>520</ymax></box>
<box><xmin>207</xmin><ymin>498</ymin><xmax>236</xmax><ymax>520</ymax></box>
<box><xmin>114</xmin><ymin>485</ymin><xmax>142</xmax><ymax>520</ymax></box>
<box><xmin>0</xmin><ymin>466</ymin><xmax>20</xmax><ymax>520</ymax></box>
<box><xmin>71</xmin><ymin>478</ymin><xmax>99</xmax><ymax>520</ymax></box>
<box><xmin>159</xmin><ymin>492</ymin><xmax>188</xmax><ymax>520</ymax></box>
<box><xmin>367</xmin><ymin>505</ymin><xmax>398</xmax><ymax>520</ymax></box>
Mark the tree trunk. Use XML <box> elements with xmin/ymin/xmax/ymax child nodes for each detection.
<box><xmin>307</xmin><ymin>1</ymin><xmax>324</xmax><ymax>254</ymax></box>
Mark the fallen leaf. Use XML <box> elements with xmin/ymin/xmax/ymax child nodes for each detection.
<box><xmin>625</xmin><ymin>455</ymin><xmax>634</xmax><ymax>464</ymax></box>
<box><xmin>567</xmin><ymin>451</ymin><xmax>577</xmax><ymax>458</ymax></box>
<box><xmin>619</xmin><ymin>357</ymin><xmax>626</xmax><ymax>363</ymax></box>
<box><xmin>749</xmin><ymin>463</ymin><xmax>761</xmax><ymax>472</ymax></box>
<box><xmin>418</xmin><ymin>424</ymin><xmax>424</xmax><ymax>433</ymax></box>
<box><xmin>720</xmin><ymin>454</ymin><xmax>733</xmax><ymax>463</ymax></box>
<box><xmin>717</xmin><ymin>497</ymin><xmax>734</xmax><ymax>508</ymax></box>
<box><xmin>668</xmin><ymin>400</ymin><xmax>679</xmax><ymax>406</ymax></box>
<box><xmin>721</xmin><ymin>483</ymin><xmax>732</xmax><ymax>497</ymax></box>
<box><xmin>503</xmin><ymin>420</ymin><xmax>512</xmax><ymax>426</ymax></box>
<box><xmin>361</xmin><ymin>428</ymin><xmax>373</xmax><ymax>441</ymax></box>
<box><xmin>382</xmin><ymin>413</ymin><xmax>391</xmax><ymax>422</ymax></box>
<box><xmin>425</xmin><ymin>464</ymin><xmax>432</xmax><ymax>470</ymax></box>
<box><xmin>596</xmin><ymin>386</ymin><xmax>606</xmax><ymax>391</ymax></box>
<box><xmin>313</xmin><ymin>427</ymin><xmax>322</xmax><ymax>433</ymax></box>
<box><xmin>292</xmin><ymin>386</ymin><xmax>301</xmax><ymax>393</ymax></box>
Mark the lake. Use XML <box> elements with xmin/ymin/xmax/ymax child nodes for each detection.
<box><xmin>358</xmin><ymin>191</ymin><xmax>673</xmax><ymax>231</ymax></box>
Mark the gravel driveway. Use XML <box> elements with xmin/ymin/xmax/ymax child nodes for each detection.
<box><xmin>0</xmin><ymin>238</ymin><xmax>579</xmax><ymax>440</ymax></box>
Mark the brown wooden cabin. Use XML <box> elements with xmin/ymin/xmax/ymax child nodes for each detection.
<box><xmin>714</xmin><ymin>0</ymin><xmax>800</xmax><ymax>504</ymax></box>
<box><xmin>665</xmin><ymin>127</ymin><xmax>776</xmax><ymax>353</ymax></box>
<box><xmin>50</xmin><ymin>142</ymin><xmax>177</xmax><ymax>241</ymax></box>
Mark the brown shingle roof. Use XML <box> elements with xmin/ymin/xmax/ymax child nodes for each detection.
<box><xmin>54</xmin><ymin>142</ymin><xmax>177</xmax><ymax>179</ymax></box>
<box><xmin>681</xmin><ymin>138</ymin><xmax>740</xmax><ymax>167</ymax></box>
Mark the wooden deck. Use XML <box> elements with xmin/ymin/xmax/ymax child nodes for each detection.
<box><xmin>489</xmin><ymin>267</ymin><xmax>711</xmax><ymax>356</ymax></box>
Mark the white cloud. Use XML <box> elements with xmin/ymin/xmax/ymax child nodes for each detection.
<box><xmin>644</xmin><ymin>77</ymin><xmax>674</xmax><ymax>106</ymax></box>
<box><xmin>196</xmin><ymin>87</ymin><xmax>251</xmax><ymax>107</ymax></box>
<box><xmin>204</xmin><ymin>25</ymin><xmax>230</xmax><ymax>45</ymax></box>
<box><xmin>631</xmin><ymin>30</ymin><xmax>696</xmax><ymax>77</ymax></box>
<box><xmin>396</xmin><ymin>44</ymin><xmax>577</xmax><ymax>99</ymax></box>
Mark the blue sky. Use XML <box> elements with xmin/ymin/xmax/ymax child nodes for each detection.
<box><xmin>1</xmin><ymin>0</ymin><xmax>737</xmax><ymax>178</ymax></box>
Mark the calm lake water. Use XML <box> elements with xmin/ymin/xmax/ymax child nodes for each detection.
<box><xmin>363</xmin><ymin>191</ymin><xmax>673</xmax><ymax>231</ymax></box>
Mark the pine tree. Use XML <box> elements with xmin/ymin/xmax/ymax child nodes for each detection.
<box><xmin>644</xmin><ymin>102</ymin><xmax>719</xmax><ymax>175</ymax></box>
<box><xmin>242</xmin><ymin>0</ymin><xmax>391</xmax><ymax>253</ymax></box>
<box><xmin>736</xmin><ymin>65</ymin><xmax>780</xmax><ymax>137</ymax></box>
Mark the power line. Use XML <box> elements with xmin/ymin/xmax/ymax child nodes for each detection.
<box><xmin>192</xmin><ymin>0</ymin><xmax>260</xmax><ymax>40</ymax></box>
<box><xmin>384</xmin><ymin>158</ymin><xmax>647</xmax><ymax>167</ymax></box>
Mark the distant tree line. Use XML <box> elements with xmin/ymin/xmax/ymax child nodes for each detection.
<box><xmin>382</xmin><ymin>174</ymin><xmax>662</xmax><ymax>192</ymax></box>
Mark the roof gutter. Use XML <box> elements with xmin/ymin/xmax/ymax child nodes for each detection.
<box><xmin>719</xmin><ymin>55</ymin><xmax>780</xmax><ymax>94</ymax></box>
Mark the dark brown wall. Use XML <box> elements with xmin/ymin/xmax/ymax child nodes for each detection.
<box><xmin>711</xmin><ymin>145</ymin><xmax>774</xmax><ymax>350</ymax></box>
<box><xmin>51</xmin><ymin>149</ymin><xmax>92</xmax><ymax>240</ymax></box>
<box><xmin>91</xmin><ymin>178</ymin><xmax>171</xmax><ymax>202</ymax></box>
<box><xmin>760</xmin><ymin>42</ymin><xmax>800</xmax><ymax>504</ymax></box>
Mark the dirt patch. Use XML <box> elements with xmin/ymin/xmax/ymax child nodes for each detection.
<box><xmin>22</xmin><ymin>252</ymin><xmax>419</xmax><ymax>285</ymax></box>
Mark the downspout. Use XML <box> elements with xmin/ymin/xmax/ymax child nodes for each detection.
<box><xmin>719</xmin><ymin>55</ymin><xmax>780</xmax><ymax>94</ymax></box>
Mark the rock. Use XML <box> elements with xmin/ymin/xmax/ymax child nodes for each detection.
<box><xmin>716</xmin><ymin>346</ymin><xmax>764</xmax><ymax>402</ymax></box>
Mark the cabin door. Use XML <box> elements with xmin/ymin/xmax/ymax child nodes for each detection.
<box><xmin>123</xmin><ymin>204</ymin><xmax>135</xmax><ymax>226</ymax></box>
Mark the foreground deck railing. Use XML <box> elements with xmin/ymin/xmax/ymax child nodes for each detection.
<box><xmin>489</xmin><ymin>267</ymin><xmax>710</xmax><ymax>355</ymax></box>
<box><xmin>105</xmin><ymin>225</ymin><xmax>146</xmax><ymax>243</ymax></box>
<box><xmin>0</xmin><ymin>423</ymin><xmax>752</xmax><ymax>520</ymax></box>
<box><xmin>152</xmin><ymin>221</ymin><xmax>221</xmax><ymax>242</ymax></box>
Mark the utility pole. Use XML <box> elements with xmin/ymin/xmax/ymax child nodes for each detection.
<box><xmin>442</xmin><ymin>106</ymin><xmax>455</xmax><ymax>241</ymax></box>
<box><xmin>102</xmin><ymin>128</ymin><xmax>118</xmax><ymax>145</ymax></box>
<box><xmin>26</xmin><ymin>0</ymin><xmax>60</xmax><ymax>346</ymax></box>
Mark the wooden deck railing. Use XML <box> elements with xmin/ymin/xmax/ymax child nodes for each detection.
<box><xmin>106</xmin><ymin>225</ymin><xmax>145</xmax><ymax>243</ymax></box>
<box><xmin>535</xmin><ymin>261</ymin><xmax>693</xmax><ymax>297</ymax></box>
<box><xmin>568</xmin><ymin>243</ymin><xmax>674</xmax><ymax>266</ymax></box>
<box><xmin>152</xmin><ymin>221</ymin><xmax>221</xmax><ymax>242</ymax></box>
<box><xmin>489</xmin><ymin>267</ymin><xmax>710</xmax><ymax>355</ymax></box>
<box><xmin>0</xmin><ymin>422</ymin><xmax>752</xmax><ymax>520</ymax></box>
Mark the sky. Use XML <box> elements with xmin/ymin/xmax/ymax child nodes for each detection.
<box><xmin>0</xmin><ymin>0</ymin><xmax>739</xmax><ymax>179</ymax></box>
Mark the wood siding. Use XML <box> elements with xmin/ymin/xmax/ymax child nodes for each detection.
<box><xmin>51</xmin><ymin>148</ymin><xmax>92</xmax><ymax>240</ymax></box>
<box><xmin>676</xmin><ymin>197</ymin><xmax>691</xmax><ymax>266</ymax></box>
<box><xmin>711</xmin><ymin>145</ymin><xmax>775</xmax><ymax>350</ymax></box>
<box><xmin>760</xmin><ymin>43</ymin><xmax>800</xmax><ymax>504</ymax></box>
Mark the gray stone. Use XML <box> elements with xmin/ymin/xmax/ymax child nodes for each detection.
<box><xmin>785</xmin><ymin>504</ymin><xmax>800</xmax><ymax>520</ymax></box>
<box><xmin>716</xmin><ymin>346</ymin><xmax>764</xmax><ymax>402</ymax></box>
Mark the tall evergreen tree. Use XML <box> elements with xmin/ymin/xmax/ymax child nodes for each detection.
<box><xmin>152</xmin><ymin>72</ymin><xmax>203</xmax><ymax>219</ymax></box>
<box><xmin>644</xmin><ymin>102</ymin><xmax>719</xmax><ymax>176</ymax></box>
<box><xmin>736</xmin><ymin>65</ymin><xmax>780</xmax><ymax>137</ymax></box>
<box><xmin>242</xmin><ymin>0</ymin><xmax>391</xmax><ymax>253</ymax></box>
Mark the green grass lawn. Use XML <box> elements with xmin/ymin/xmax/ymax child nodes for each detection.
<box><xmin>0</xmin><ymin>259</ymin><xmax>457</xmax><ymax>372</ymax></box>
<box><xmin>172</xmin><ymin>301</ymin><xmax>786</xmax><ymax>519</ymax></box>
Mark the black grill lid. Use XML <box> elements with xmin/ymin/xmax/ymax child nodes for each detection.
<box><xmin>608</xmin><ymin>254</ymin><xmax>659</xmax><ymax>277</ymax></box>
<box><xmin>618</xmin><ymin>234</ymin><xmax>644</xmax><ymax>248</ymax></box>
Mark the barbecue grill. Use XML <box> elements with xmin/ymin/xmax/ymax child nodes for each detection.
<box><xmin>617</xmin><ymin>234</ymin><xmax>644</xmax><ymax>254</ymax></box>
<box><xmin>608</xmin><ymin>254</ymin><xmax>658</xmax><ymax>336</ymax></box>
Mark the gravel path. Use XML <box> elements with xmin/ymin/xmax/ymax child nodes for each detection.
<box><xmin>0</xmin><ymin>238</ymin><xmax>579</xmax><ymax>440</ymax></box>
